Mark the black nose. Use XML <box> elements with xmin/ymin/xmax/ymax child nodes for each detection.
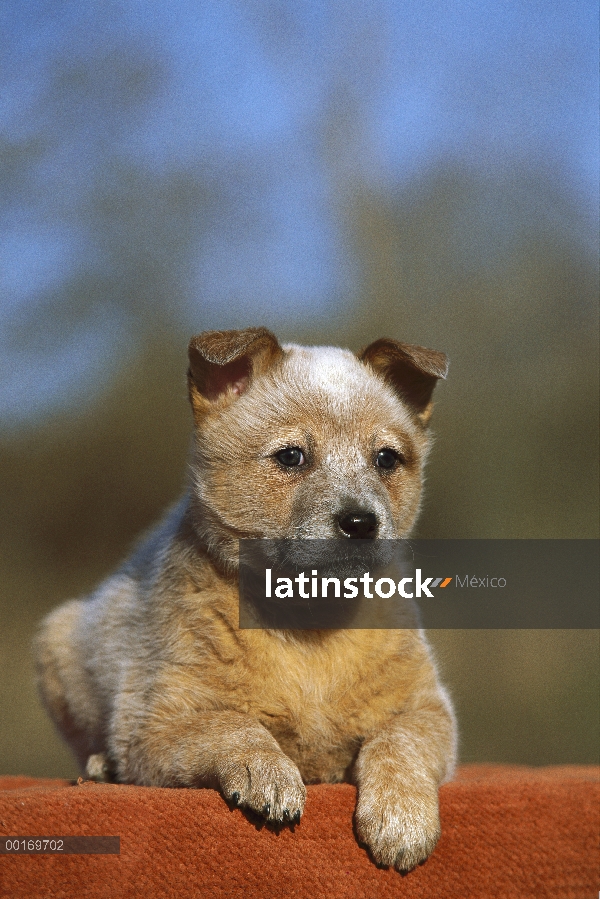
<box><xmin>337</xmin><ymin>510</ymin><xmax>379</xmax><ymax>539</ymax></box>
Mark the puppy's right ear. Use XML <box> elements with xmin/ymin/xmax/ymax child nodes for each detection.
<box><xmin>188</xmin><ymin>327</ymin><xmax>282</xmax><ymax>417</ymax></box>
<box><xmin>360</xmin><ymin>338</ymin><xmax>448</xmax><ymax>425</ymax></box>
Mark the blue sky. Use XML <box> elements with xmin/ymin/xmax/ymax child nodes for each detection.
<box><xmin>0</xmin><ymin>0</ymin><xmax>598</xmax><ymax>424</ymax></box>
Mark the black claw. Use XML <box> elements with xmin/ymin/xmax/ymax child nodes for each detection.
<box><xmin>293</xmin><ymin>810</ymin><xmax>301</xmax><ymax>824</ymax></box>
<box><xmin>231</xmin><ymin>792</ymin><xmax>240</xmax><ymax>806</ymax></box>
<box><xmin>282</xmin><ymin>808</ymin><xmax>291</xmax><ymax>822</ymax></box>
<box><xmin>262</xmin><ymin>803</ymin><xmax>271</xmax><ymax>817</ymax></box>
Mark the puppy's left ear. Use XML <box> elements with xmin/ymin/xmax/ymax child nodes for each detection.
<box><xmin>360</xmin><ymin>338</ymin><xmax>448</xmax><ymax>425</ymax></box>
<box><xmin>188</xmin><ymin>327</ymin><xmax>283</xmax><ymax>418</ymax></box>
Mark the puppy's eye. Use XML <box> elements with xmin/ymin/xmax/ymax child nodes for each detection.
<box><xmin>376</xmin><ymin>448</ymin><xmax>403</xmax><ymax>470</ymax></box>
<box><xmin>275</xmin><ymin>447</ymin><xmax>305</xmax><ymax>467</ymax></box>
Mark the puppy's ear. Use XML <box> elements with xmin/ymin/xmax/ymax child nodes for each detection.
<box><xmin>188</xmin><ymin>327</ymin><xmax>282</xmax><ymax>416</ymax></box>
<box><xmin>360</xmin><ymin>338</ymin><xmax>448</xmax><ymax>424</ymax></box>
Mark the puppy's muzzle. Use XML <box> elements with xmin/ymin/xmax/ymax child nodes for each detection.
<box><xmin>337</xmin><ymin>510</ymin><xmax>379</xmax><ymax>539</ymax></box>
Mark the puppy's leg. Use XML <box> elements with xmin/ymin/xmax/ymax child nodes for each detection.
<box><xmin>353</xmin><ymin>688</ymin><xmax>455</xmax><ymax>872</ymax></box>
<box><xmin>85</xmin><ymin>753</ymin><xmax>112</xmax><ymax>782</ymax></box>
<box><xmin>116</xmin><ymin>709</ymin><xmax>306</xmax><ymax>823</ymax></box>
<box><xmin>34</xmin><ymin>600</ymin><xmax>107</xmax><ymax>773</ymax></box>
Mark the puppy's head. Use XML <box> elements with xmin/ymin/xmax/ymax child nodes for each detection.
<box><xmin>187</xmin><ymin>327</ymin><xmax>447</xmax><ymax>569</ymax></box>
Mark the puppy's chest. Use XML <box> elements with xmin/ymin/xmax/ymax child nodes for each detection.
<box><xmin>239</xmin><ymin>659</ymin><xmax>399</xmax><ymax>782</ymax></box>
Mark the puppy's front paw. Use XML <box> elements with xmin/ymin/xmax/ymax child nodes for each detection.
<box><xmin>355</xmin><ymin>785</ymin><xmax>440</xmax><ymax>872</ymax></box>
<box><xmin>218</xmin><ymin>749</ymin><xmax>306</xmax><ymax>824</ymax></box>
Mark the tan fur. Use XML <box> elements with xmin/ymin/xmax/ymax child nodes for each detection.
<box><xmin>35</xmin><ymin>327</ymin><xmax>456</xmax><ymax>872</ymax></box>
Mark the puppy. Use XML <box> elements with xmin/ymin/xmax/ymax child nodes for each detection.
<box><xmin>35</xmin><ymin>327</ymin><xmax>456</xmax><ymax>872</ymax></box>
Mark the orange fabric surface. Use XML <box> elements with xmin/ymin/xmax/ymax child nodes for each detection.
<box><xmin>1</xmin><ymin>765</ymin><xmax>598</xmax><ymax>899</ymax></box>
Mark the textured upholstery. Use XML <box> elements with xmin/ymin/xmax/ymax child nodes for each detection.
<box><xmin>0</xmin><ymin>765</ymin><xmax>598</xmax><ymax>898</ymax></box>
